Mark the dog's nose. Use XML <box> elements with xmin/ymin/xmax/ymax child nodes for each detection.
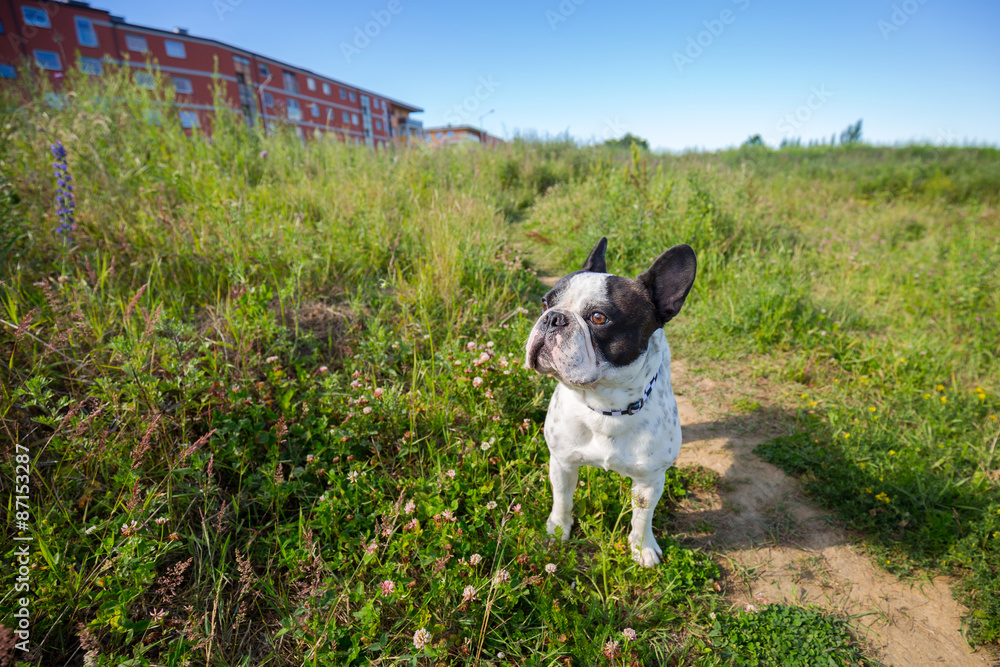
<box><xmin>542</xmin><ymin>309</ymin><xmax>569</xmax><ymax>330</ymax></box>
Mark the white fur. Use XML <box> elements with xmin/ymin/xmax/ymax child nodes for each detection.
<box><xmin>526</xmin><ymin>273</ymin><xmax>682</xmax><ymax>567</ymax></box>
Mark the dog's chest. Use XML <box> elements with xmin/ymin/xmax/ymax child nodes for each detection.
<box><xmin>544</xmin><ymin>383</ymin><xmax>681</xmax><ymax>477</ymax></box>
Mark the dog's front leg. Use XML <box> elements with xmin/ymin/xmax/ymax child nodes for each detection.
<box><xmin>546</xmin><ymin>458</ymin><xmax>579</xmax><ymax>540</ymax></box>
<box><xmin>628</xmin><ymin>472</ymin><xmax>666</xmax><ymax>567</ymax></box>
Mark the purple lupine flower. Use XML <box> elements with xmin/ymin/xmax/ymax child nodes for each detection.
<box><xmin>51</xmin><ymin>142</ymin><xmax>75</xmax><ymax>237</ymax></box>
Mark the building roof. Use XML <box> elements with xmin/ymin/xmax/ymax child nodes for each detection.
<box><xmin>424</xmin><ymin>125</ymin><xmax>502</xmax><ymax>140</ymax></box>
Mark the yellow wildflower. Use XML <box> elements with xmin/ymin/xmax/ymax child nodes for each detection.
<box><xmin>941</xmin><ymin>396</ymin><xmax>947</xmax><ymax>404</ymax></box>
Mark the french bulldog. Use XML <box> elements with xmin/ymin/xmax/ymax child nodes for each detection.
<box><xmin>524</xmin><ymin>237</ymin><xmax>697</xmax><ymax>566</ymax></box>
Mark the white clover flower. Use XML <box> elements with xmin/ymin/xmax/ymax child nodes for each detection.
<box><xmin>413</xmin><ymin>627</ymin><xmax>432</xmax><ymax>649</ymax></box>
<box><xmin>545</xmin><ymin>563</ymin><xmax>557</xmax><ymax>574</ymax></box>
<box><xmin>622</xmin><ymin>627</ymin><xmax>637</xmax><ymax>641</ymax></box>
<box><xmin>469</xmin><ymin>553</ymin><xmax>482</xmax><ymax>566</ymax></box>
<box><xmin>486</xmin><ymin>501</ymin><xmax>497</xmax><ymax>510</ymax></box>
<box><xmin>494</xmin><ymin>568</ymin><xmax>510</xmax><ymax>584</ymax></box>
<box><xmin>472</xmin><ymin>376</ymin><xmax>483</xmax><ymax>388</ymax></box>
<box><xmin>347</xmin><ymin>470</ymin><xmax>360</xmax><ymax>483</ymax></box>
<box><xmin>404</xmin><ymin>501</ymin><xmax>416</xmax><ymax>514</ymax></box>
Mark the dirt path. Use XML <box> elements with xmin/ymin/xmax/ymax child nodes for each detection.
<box><xmin>670</xmin><ymin>360</ymin><xmax>995</xmax><ymax>667</ymax></box>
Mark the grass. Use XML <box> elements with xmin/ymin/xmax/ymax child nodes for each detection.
<box><xmin>0</xmin><ymin>67</ymin><xmax>997</xmax><ymax>665</ymax></box>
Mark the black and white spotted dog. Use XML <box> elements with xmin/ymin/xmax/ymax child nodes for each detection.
<box><xmin>524</xmin><ymin>237</ymin><xmax>697</xmax><ymax>566</ymax></box>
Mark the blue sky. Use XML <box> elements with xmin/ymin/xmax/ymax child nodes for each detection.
<box><xmin>94</xmin><ymin>0</ymin><xmax>1000</xmax><ymax>152</ymax></box>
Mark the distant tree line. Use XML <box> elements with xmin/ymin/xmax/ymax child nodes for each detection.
<box><xmin>743</xmin><ymin>119</ymin><xmax>864</xmax><ymax>149</ymax></box>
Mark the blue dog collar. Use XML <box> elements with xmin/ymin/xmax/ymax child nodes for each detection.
<box><xmin>593</xmin><ymin>371</ymin><xmax>659</xmax><ymax>416</ymax></box>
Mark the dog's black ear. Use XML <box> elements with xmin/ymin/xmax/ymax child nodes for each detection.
<box><xmin>581</xmin><ymin>237</ymin><xmax>608</xmax><ymax>273</ymax></box>
<box><xmin>637</xmin><ymin>244</ymin><xmax>697</xmax><ymax>325</ymax></box>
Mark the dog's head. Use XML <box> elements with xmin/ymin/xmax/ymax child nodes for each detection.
<box><xmin>524</xmin><ymin>237</ymin><xmax>697</xmax><ymax>386</ymax></box>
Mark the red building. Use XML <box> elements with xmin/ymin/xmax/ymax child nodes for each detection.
<box><xmin>423</xmin><ymin>125</ymin><xmax>503</xmax><ymax>148</ymax></box>
<box><xmin>0</xmin><ymin>0</ymin><xmax>424</xmax><ymax>145</ymax></box>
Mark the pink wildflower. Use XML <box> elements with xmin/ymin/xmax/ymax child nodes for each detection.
<box><xmin>379</xmin><ymin>580</ymin><xmax>395</xmax><ymax>596</ymax></box>
<box><xmin>622</xmin><ymin>627</ymin><xmax>637</xmax><ymax>641</ymax></box>
<box><xmin>472</xmin><ymin>376</ymin><xmax>483</xmax><ymax>388</ymax></box>
<box><xmin>603</xmin><ymin>640</ymin><xmax>621</xmax><ymax>660</ymax></box>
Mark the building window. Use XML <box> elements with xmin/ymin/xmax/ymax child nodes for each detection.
<box><xmin>351</xmin><ymin>114</ymin><xmax>359</xmax><ymax>125</ymax></box>
<box><xmin>342</xmin><ymin>111</ymin><xmax>349</xmax><ymax>123</ymax></box>
<box><xmin>287</xmin><ymin>99</ymin><xmax>302</xmax><ymax>121</ymax></box>
<box><xmin>339</xmin><ymin>88</ymin><xmax>346</xmax><ymax>100</ymax></box>
<box><xmin>0</xmin><ymin>18</ymin><xmax>5</xmax><ymax>34</ymax></box>
<box><xmin>45</xmin><ymin>92</ymin><xmax>65</xmax><ymax>109</ymax></box>
<box><xmin>306</xmin><ymin>77</ymin><xmax>315</xmax><ymax>91</ymax></box>
<box><xmin>135</xmin><ymin>72</ymin><xmax>155</xmax><ymax>89</ymax></box>
<box><xmin>75</xmin><ymin>17</ymin><xmax>99</xmax><ymax>47</ymax></box>
<box><xmin>0</xmin><ymin>64</ymin><xmax>17</xmax><ymax>79</ymax></box>
<box><xmin>165</xmin><ymin>40</ymin><xmax>186</xmax><ymax>58</ymax></box>
<box><xmin>349</xmin><ymin>91</ymin><xmax>356</xmax><ymax>102</ymax></box>
<box><xmin>310</xmin><ymin>103</ymin><xmax>319</xmax><ymax>117</ymax></box>
<box><xmin>447</xmin><ymin>130</ymin><xmax>454</xmax><ymax>137</ymax></box>
<box><xmin>179</xmin><ymin>111</ymin><xmax>200</xmax><ymax>128</ymax></box>
<box><xmin>375</xmin><ymin>120</ymin><xmax>382</xmax><ymax>131</ymax></box>
<box><xmin>436</xmin><ymin>132</ymin><xmax>443</xmax><ymax>139</ymax></box>
<box><xmin>172</xmin><ymin>76</ymin><xmax>193</xmax><ymax>94</ymax></box>
<box><xmin>79</xmin><ymin>57</ymin><xmax>103</xmax><ymax>75</ymax></box>
<box><xmin>22</xmin><ymin>7</ymin><xmax>51</xmax><ymax>28</ymax></box>
<box><xmin>263</xmin><ymin>92</ymin><xmax>274</xmax><ymax>107</ymax></box>
<box><xmin>322</xmin><ymin>82</ymin><xmax>330</xmax><ymax>95</ymax></box>
<box><xmin>326</xmin><ymin>108</ymin><xmax>334</xmax><ymax>121</ymax></box>
<box><xmin>282</xmin><ymin>71</ymin><xmax>298</xmax><ymax>93</ymax></box>
<box><xmin>33</xmin><ymin>50</ymin><xmax>62</xmax><ymax>71</ymax></box>
<box><xmin>126</xmin><ymin>34</ymin><xmax>148</xmax><ymax>52</ymax></box>
<box><xmin>259</xmin><ymin>63</ymin><xmax>269</xmax><ymax>78</ymax></box>
<box><xmin>294</xmin><ymin>126</ymin><xmax>304</xmax><ymax>139</ymax></box>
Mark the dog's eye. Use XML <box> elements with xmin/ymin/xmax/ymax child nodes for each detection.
<box><xmin>590</xmin><ymin>312</ymin><xmax>607</xmax><ymax>325</ymax></box>
<box><xmin>541</xmin><ymin>297</ymin><xmax>549</xmax><ymax>311</ymax></box>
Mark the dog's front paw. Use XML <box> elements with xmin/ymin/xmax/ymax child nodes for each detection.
<box><xmin>629</xmin><ymin>534</ymin><xmax>663</xmax><ymax>567</ymax></box>
<box><xmin>546</xmin><ymin>515</ymin><xmax>573</xmax><ymax>541</ymax></box>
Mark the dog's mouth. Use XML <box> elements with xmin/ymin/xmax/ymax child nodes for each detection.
<box><xmin>525</xmin><ymin>334</ymin><xmax>548</xmax><ymax>373</ymax></box>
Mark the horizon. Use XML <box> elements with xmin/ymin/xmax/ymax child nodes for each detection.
<box><xmin>81</xmin><ymin>0</ymin><xmax>1000</xmax><ymax>152</ymax></box>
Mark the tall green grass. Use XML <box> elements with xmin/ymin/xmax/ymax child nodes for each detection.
<box><xmin>1</xmin><ymin>68</ymin><xmax>996</xmax><ymax>665</ymax></box>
